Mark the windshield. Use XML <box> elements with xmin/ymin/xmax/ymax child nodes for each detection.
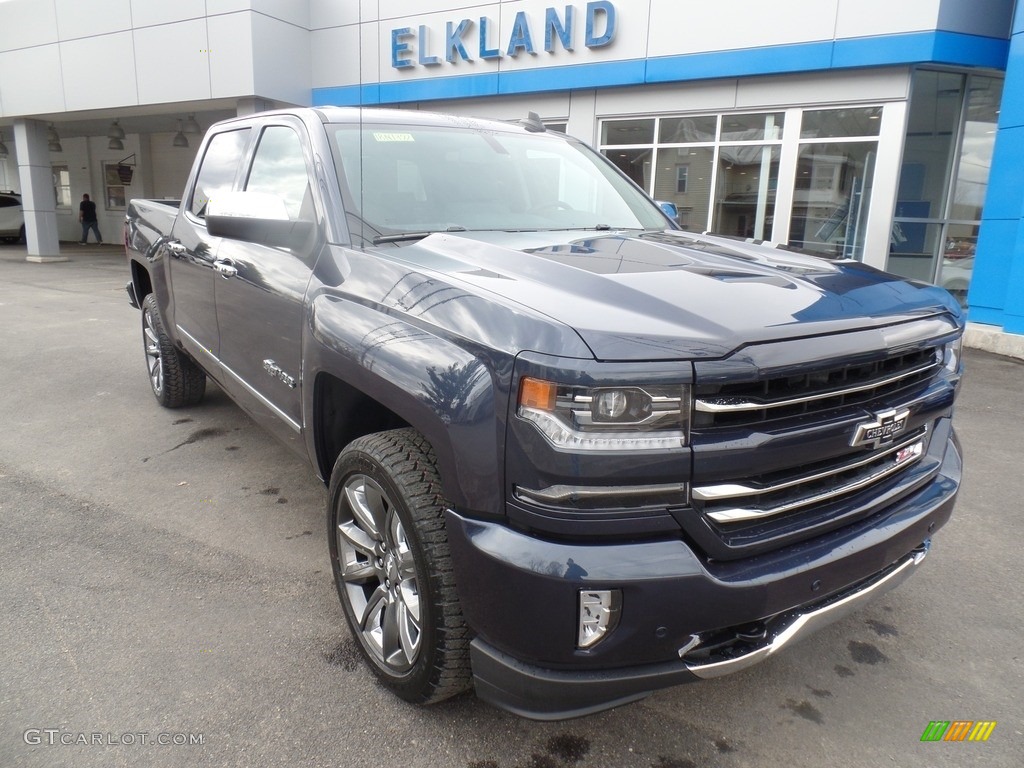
<box><xmin>329</xmin><ymin>122</ymin><xmax>667</xmax><ymax>244</ymax></box>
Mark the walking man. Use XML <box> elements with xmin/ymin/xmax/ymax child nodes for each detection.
<box><xmin>79</xmin><ymin>193</ymin><xmax>102</xmax><ymax>244</ymax></box>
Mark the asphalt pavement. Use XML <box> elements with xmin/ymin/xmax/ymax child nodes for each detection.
<box><xmin>0</xmin><ymin>242</ymin><xmax>1021</xmax><ymax>767</ymax></box>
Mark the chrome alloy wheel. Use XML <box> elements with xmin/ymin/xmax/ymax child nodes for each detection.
<box><xmin>336</xmin><ymin>473</ymin><xmax>422</xmax><ymax>672</ymax></box>
<box><xmin>143</xmin><ymin>307</ymin><xmax>163</xmax><ymax>396</ymax></box>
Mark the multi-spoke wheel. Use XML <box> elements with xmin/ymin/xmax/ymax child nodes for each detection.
<box><xmin>328</xmin><ymin>429</ymin><xmax>471</xmax><ymax>704</ymax></box>
<box><xmin>140</xmin><ymin>294</ymin><xmax>206</xmax><ymax>408</ymax></box>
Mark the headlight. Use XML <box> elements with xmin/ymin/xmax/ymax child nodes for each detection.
<box><xmin>942</xmin><ymin>334</ymin><xmax>964</xmax><ymax>374</ymax></box>
<box><xmin>517</xmin><ymin>377</ymin><xmax>690</xmax><ymax>451</ymax></box>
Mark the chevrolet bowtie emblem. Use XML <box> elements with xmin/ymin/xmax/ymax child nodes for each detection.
<box><xmin>851</xmin><ymin>408</ymin><xmax>909</xmax><ymax>449</ymax></box>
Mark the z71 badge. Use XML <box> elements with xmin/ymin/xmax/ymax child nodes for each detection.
<box><xmin>851</xmin><ymin>408</ymin><xmax>909</xmax><ymax>449</ymax></box>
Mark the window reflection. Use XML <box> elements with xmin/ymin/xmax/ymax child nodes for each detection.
<box><xmin>246</xmin><ymin>126</ymin><xmax>311</xmax><ymax>221</ymax></box>
<box><xmin>789</xmin><ymin>142</ymin><xmax>875</xmax><ymax>259</ymax></box>
<box><xmin>713</xmin><ymin>145</ymin><xmax>779</xmax><ymax>239</ymax></box>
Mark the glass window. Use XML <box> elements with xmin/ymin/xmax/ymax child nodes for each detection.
<box><xmin>888</xmin><ymin>70</ymin><xmax>1001</xmax><ymax>294</ymax></box>
<box><xmin>190</xmin><ymin>129</ymin><xmax>251</xmax><ymax>218</ymax></box>
<box><xmin>104</xmin><ymin>164</ymin><xmax>127</xmax><ymax>210</ymax></box>
<box><xmin>789</xmin><ymin>142</ymin><xmax>876</xmax><ymax>258</ymax></box>
<box><xmin>601</xmin><ymin>118</ymin><xmax>655</xmax><ymax>145</ymax></box>
<box><xmin>606</xmin><ymin>148</ymin><xmax>652</xmax><ymax>189</ymax></box>
<box><xmin>938</xmin><ymin>222</ymin><xmax>978</xmax><ymax>308</ymax></box>
<box><xmin>800</xmin><ymin>107</ymin><xmax>882</xmax><ymax>139</ymax></box>
<box><xmin>950</xmin><ymin>76</ymin><xmax>1002</xmax><ymax>221</ymax></box>
<box><xmin>652</xmin><ymin>147</ymin><xmax>713</xmax><ymax>231</ymax></box>
<box><xmin>331</xmin><ymin>124</ymin><xmax>666</xmax><ymax>243</ymax></box>
<box><xmin>52</xmin><ymin>165</ymin><xmax>71</xmax><ymax>209</ymax></box>
<box><xmin>245</xmin><ymin>126</ymin><xmax>311</xmax><ymax>221</ymax></box>
<box><xmin>721</xmin><ymin>112</ymin><xmax>784</xmax><ymax>141</ymax></box>
<box><xmin>889</xmin><ymin>222</ymin><xmax>944</xmax><ymax>281</ymax></box>
<box><xmin>714</xmin><ymin>145</ymin><xmax>780</xmax><ymax>240</ymax></box>
<box><xmin>659</xmin><ymin>116</ymin><xmax>716</xmax><ymax>143</ymax></box>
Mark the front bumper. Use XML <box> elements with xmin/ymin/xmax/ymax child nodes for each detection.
<box><xmin>446</xmin><ymin>432</ymin><xmax>960</xmax><ymax>720</ymax></box>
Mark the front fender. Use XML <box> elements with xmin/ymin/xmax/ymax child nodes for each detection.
<box><xmin>305</xmin><ymin>293</ymin><xmax>507</xmax><ymax>516</ymax></box>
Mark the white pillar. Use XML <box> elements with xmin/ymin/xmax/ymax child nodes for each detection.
<box><xmin>13</xmin><ymin>119</ymin><xmax>66</xmax><ymax>263</ymax></box>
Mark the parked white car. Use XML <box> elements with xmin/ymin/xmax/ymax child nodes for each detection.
<box><xmin>0</xmin><ymin>191</ymin><xmax>25</xmax><ymax>243</ymax></box>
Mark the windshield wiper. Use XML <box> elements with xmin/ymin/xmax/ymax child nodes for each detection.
<box><xmin>372</xmin><ymin>226</ymin><xmax>467</xmax><ymax>245</ymax></box>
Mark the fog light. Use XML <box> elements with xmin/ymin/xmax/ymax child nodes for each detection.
<box><xmin>578</xmin><ymin>589</ymin><xmax>622</xmax><ymax>649</ymax></box>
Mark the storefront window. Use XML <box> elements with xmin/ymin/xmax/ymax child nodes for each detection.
<box><xmin>950</xmin><ymin>76</ymin><xmax>1001</xmax><ymax>221</ymax></box>
<box><xmin>603</xmin><ymin>112</ymin><xmax>782</xmax><ymax>235</ymax></box>
<box><xmin>800</xmin><ymin>107</ymin><xmax>881</xmax><ymax>139</ymax></box>
<box><xmin>937</xmin><ymin>222</ymin><xmax>979</xmax><ymax>307</ymax></box>
<box><xmin>888</xmin><ymin>70</ymin><xmax>1003</xmax><ymax>306</ymax></box>
<box><xmin>659</xmin><ymin>116</ymin><xmax>716</xmax><ymax>143</ymax></box>
<box><xmin>601</xmin><ymin>118</ymin><xmax>655</xmax><ymax>145</ymax></box>
<box><xmin>789</xmin><ymin>108</ymin><xmax>880</xmax><ymax>259</ymax></box>
<box><xmin>714</xmin><ymin>145</ymin><xmax>779</xmax><ymax>239</ymax></box>
<box><xmin>606</xmin><ymin>148</ymin><xmax>652</xmax><ymax>190</ymax></box>
<box><xmin>653</xmin><ymin>147</ymin><xmax>713</xmax><ymax>231</ymax></box>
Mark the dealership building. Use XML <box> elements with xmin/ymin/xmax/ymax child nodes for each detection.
<box><xmin>1</xmin><ymin>0</ymin><xmax>1022</xmax><ymax>351</ymax></box>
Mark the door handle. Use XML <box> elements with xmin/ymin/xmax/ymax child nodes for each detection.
<box><xmin>166</xmin><ymin>240</ymin><xmax>187</xmax><ymax>257</ymax></box>
<box><xmin>214</xmin><ymin>259</ymin><xmax>237</xmax><ymax>278</ymax></box>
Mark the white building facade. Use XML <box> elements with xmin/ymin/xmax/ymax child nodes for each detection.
<box><xmin>1</xmin><ymin>0</ymin><xmax>1021</xmax><ymax>344</ymax></box>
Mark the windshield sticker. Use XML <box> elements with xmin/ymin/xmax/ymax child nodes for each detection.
<box><xmin>373</xmin><ymin>132</ymin><xmax>415</xmax><ymax>142</ymax></box>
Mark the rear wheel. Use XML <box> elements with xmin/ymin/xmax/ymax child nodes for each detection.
<box><xmin>141</xmin><ymin>293</ymin><xmax>206</xmax><ymax>408</ymax></box>
<box><xmin>328</xmin><ymin>428</ymin><xmax>471</xmax><ymax>704</ymax></box>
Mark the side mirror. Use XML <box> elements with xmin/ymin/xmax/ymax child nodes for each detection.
<box><xmin>655</xmin><ymin>200</ymin><xmax>680</xmax><ymax>225</ymax></box>
<box><xmin>206</xmin><ymin>191</ymin><xmax>314</xmax><ymax>250</ymax></box>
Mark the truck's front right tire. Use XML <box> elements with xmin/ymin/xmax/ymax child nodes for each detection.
<box><xmin>327</xmin><ymin>428</ymin><xmax>472</xmax><ymax>705</ymax></box>
<box><xmin>141</xmin><ymin>293</ymin><xmax>206</xmax><ymax>408</ymax></box>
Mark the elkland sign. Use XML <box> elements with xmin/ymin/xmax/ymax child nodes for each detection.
<box><xmin>391</xmin><ymin>1</ymin><xmax>617</xmax><ymax>69</ymax></box>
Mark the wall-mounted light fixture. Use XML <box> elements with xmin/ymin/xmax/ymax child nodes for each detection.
<box><xmin>107</xmin><ymin>120</ymin><xmax>125</xmax><ymax>140</ymax></box>
<box><xmin>47</xmin><ymin>124</ymin><xmax>63</xmax><ymax>152</ymax></box>
<box><xmin>184</xmin><ymin>114</ymin><xmax>202</xmax><ymax>134</ymax></box>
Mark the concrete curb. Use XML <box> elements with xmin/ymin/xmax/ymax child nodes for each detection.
<box><xmin>964</xmin><ymin>321</ymin><xmax>1024</xmax><ymax>362</ymax></box>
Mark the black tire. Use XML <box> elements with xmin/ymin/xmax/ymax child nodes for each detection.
<box><xmin>328</xmin><ymin>428</ymin><xmax>471</xmax><ymax>704</ymax></box>
<box><xmin>141</xmin><ymin>293</ymin><xmax>206</xmax><ymax>408</ymax></box>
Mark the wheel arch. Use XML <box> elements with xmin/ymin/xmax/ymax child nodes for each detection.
<box><xmin>306</xmin><ymin>295</ymin><xmax>507</xmax><ymax>517</ymax></box>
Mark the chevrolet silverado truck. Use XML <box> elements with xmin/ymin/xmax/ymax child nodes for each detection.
<box><xmin>124</xmin><ymin>107</ymin><xmax>964</xmax><ymax>719</ymax></box>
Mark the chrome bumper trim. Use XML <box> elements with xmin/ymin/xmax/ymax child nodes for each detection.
<box><xmin>683</xmin><ymin>544</ymin><xmax>928</xmax><ymax>679</ymax></box>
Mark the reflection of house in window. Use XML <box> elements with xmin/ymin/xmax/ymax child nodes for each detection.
<box><xmin>675</xmin><ymin>164</ymin><xmax>688</xmax><ymax>194</ymax></box>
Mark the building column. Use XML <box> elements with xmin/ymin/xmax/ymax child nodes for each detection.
<box><xmin>13</xmin><ymin>119</ymin><xmax>65</xmax><ymax>263</ymax></box>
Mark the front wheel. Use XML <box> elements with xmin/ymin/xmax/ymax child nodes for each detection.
<box><xmin>141</xmin><ymin>294</ymin><xmax>206</xmax><ymax>408</ymax></box>
<box><xmin>327</xmin><ymin>428</ymin><xmax>471</xmax><ymax>704</ymax></box>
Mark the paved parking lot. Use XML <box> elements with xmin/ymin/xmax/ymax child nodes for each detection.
<box><xmin>1</xmin><ymin>243</ymin><xmax>1021</xmax><ymax>767</ymax></box>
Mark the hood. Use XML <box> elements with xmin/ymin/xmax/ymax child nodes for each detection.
<box><xmin>381</xmin><ymin>230</ymin><xmax>961</xmax><ymax>361</ymax></box>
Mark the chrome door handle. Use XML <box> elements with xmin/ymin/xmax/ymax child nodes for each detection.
<box><xmin>214</xmin><ymin>259</ymin><xmax>237</xmax><ymax>278</ymax></box>
<box><xmin>167</xmin><ymin>241</ymin><xmax>187</xmax><ymax>257</ymax></box>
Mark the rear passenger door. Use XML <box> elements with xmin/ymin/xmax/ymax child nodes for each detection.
<box><xmin>214</xmin><ymin>120</ymin><xmax>322</xmax><ymax>453</ymax></box>
<box><xmin>168</xmin><ymin>128</ymin><xmax>251</xmax><ymax>364</ymax></box>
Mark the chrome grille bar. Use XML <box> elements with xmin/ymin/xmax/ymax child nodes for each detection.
<box><xmin>695</xmin><ymin>359</ymin><xmax>939</xmax><ymax>414</ymax></box>
<box><xmin>695</xmin><ymin>433</ymin><xmax>927</xmax><ymax>524</ymax></box>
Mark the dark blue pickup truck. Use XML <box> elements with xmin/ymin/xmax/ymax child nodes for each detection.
<box><xmin>125</xmin><ymin>107</ymin><xmax>963</xmax><ymax>719</ymax></box>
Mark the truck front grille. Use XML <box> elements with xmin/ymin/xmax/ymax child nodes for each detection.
<box><xmin>685</xmin><ymin>324</ymin><xmax>958</xmax><ymax>560</ymax></box>
<box><xmin>693</xmin><ymin>347</ymin><xmax>939</xmax><ymax>430</ymax></box>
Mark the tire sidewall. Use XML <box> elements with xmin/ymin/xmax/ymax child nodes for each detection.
<box><xmin>327</xmin><ymin>445</ymin><xmax>444</xmax><ymax>701</ymax></box>
<box><xmin>141</xmin><ymin>294</ymin><xmax>171</xmax><ymax>406</ymax></box>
